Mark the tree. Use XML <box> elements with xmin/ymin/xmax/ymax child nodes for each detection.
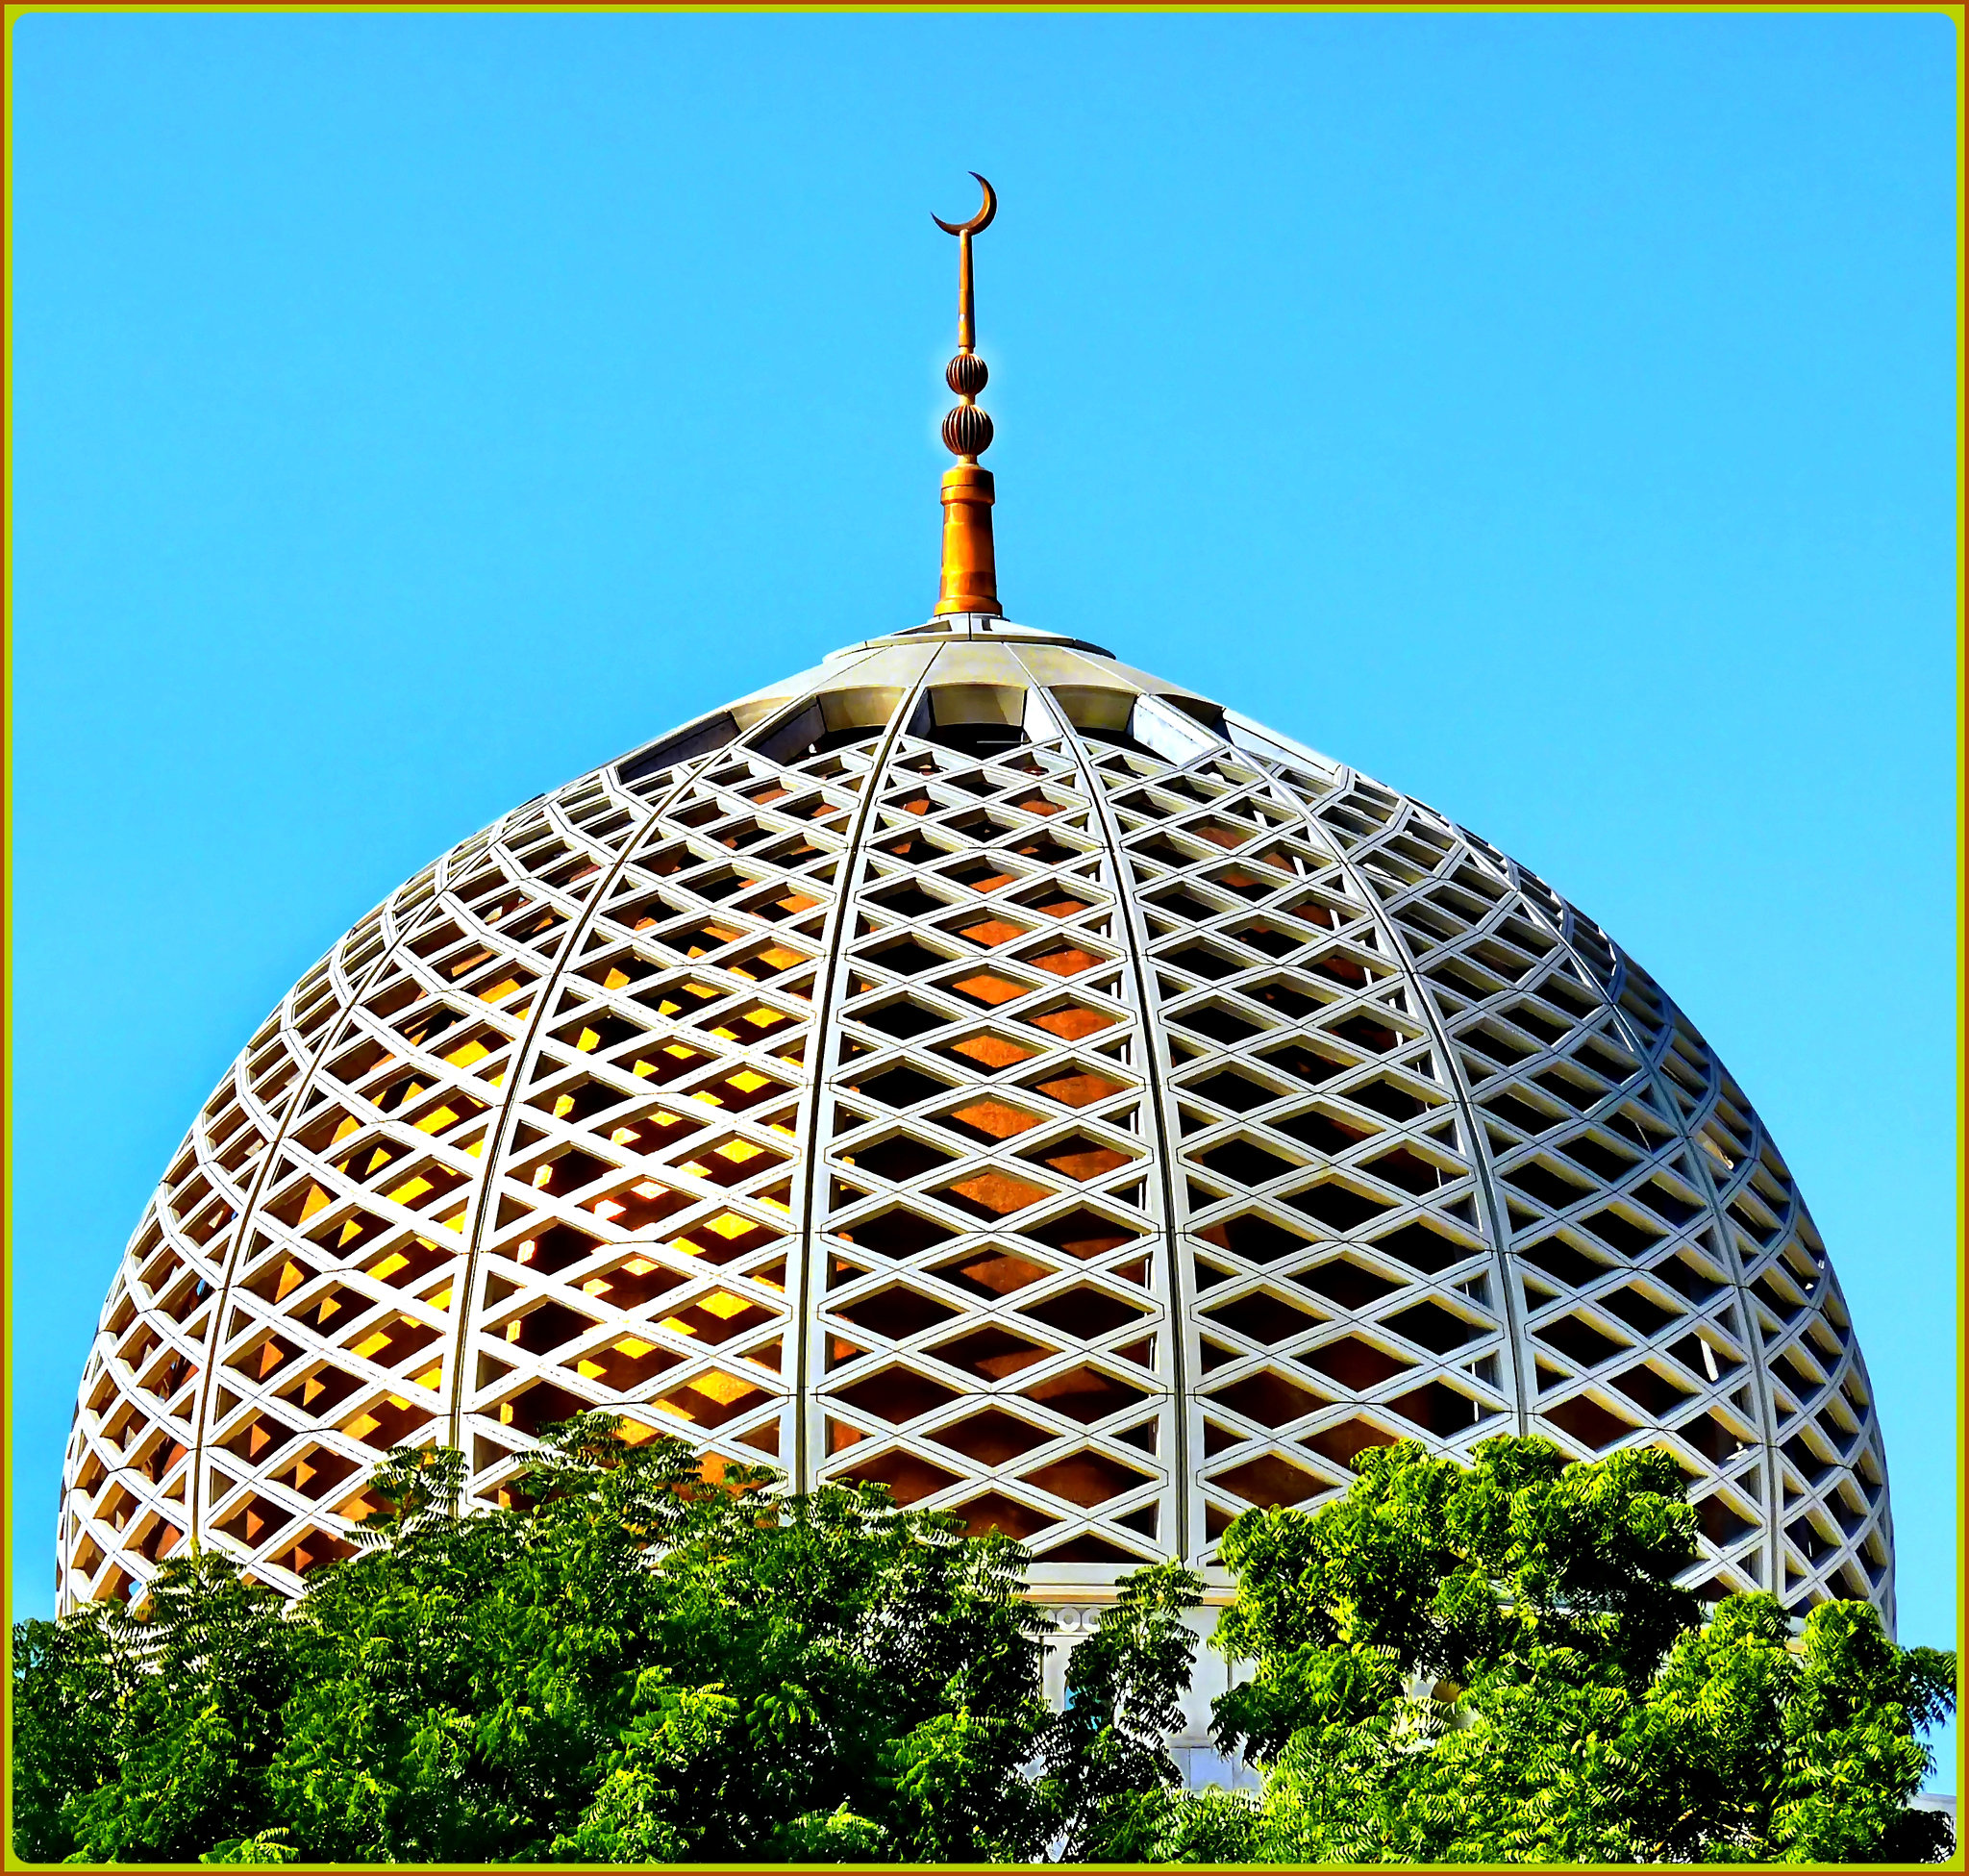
<box><xmin>1150</xmin><ymin>1436</ymin><xmax>1957</xmax><ymax>1865</ymax></box>
<box><xmin>17</xmin><ymin>1426</ymin><xmax>1954</xmax><ymax>1864</ymax></box>
<box><xmin>21</xmin><ymin>1549</ymin><xmax>299</xmax><ymax>1865</ymax></box>
<box><xmin>1032</xmin><ymin>1561</ymin><xmax>1204</xmax><ymax>1862</ymax></box>
<box><xmin>13</xmin><ymin>1417</ymin><xmax>1059</xmax><ymax>1864</ymax></box>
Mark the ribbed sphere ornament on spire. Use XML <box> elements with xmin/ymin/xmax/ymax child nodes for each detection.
<box><xmin>947</xmin><ymin>352</ymin><xmax>988</xmax><ymax>398</ymax></box>
<box><xmin>58</xmin><ymin>621</ymin><xmax>1895</xmax><ymax>1631</ymax></box>
<box><xmin>942</xmin><ymin>402</ymin><xmax>994</xmax><ymax>460</ymax></box>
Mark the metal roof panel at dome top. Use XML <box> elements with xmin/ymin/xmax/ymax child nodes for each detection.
<box><xmin>708</xmin><ymin>631</ymin><xmax>1223</xmax><ymax>763</ymax></box>
<box><xmin>59</xmin><ymin>620</ymin><xmax>1893</xmax><ymax>1631</ymax></box>
<box><xmin>836</xmin><ymin>616</ymin><xmax>1119</xmax><ymax>658</ymax></box>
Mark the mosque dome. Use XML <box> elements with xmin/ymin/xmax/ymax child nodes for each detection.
<box><xmin>55</xmin><ymin>613</ymin><xmax>1895</xmax><ymax>1624</ymax></box>
<box><xmin>58</xmin><ymin>184</ymin><xmax>1892</xmax><ymax>1631</ymax></box>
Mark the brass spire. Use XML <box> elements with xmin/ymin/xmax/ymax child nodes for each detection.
<box><xmin>932</xmin><ymin>173</ymin><xmax>1001</xmax><ymax>617</ymax></box>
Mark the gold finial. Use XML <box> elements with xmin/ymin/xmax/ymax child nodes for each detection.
<box><xmin>932</xmin><ymin>173</ymin><xmax>1001</xmax><ymax>617</ymax></box>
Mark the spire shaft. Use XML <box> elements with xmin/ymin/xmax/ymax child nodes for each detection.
<box><xmin>956</xmin><ymin>230</ymin><xmax>975</xmax><ymax>353</ymax></box>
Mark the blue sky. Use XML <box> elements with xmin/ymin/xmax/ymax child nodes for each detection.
<box><xmin>10</xmin><ymin>8</ymin><xmax>1957</xmax><ymax>1777</ymax></box>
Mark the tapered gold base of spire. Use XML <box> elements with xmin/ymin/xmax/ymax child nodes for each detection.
<box><xmin>935</xmin><ymin>463</ymin><xmax>1000</xmax><ymax>616</ymax></box>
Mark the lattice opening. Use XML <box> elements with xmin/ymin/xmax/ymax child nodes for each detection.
<box><xmin>1024</xmin><ymin>1065</ymin><xmax>1130</xmax><ymax>1109</ymax></box>
<box><xmin>1300</xmin><ymin>1338</ymin><xmax>1409</xmax><ymax>1389</ymax></box>
<box><xmin>273</xmin><ymin>1361</ymin><xmax>364</xmax><ymax>1419</ymax></box>
<box><xmin>1534</xmin><ymin>1313</ymin><xmax>1628</xmax><ymax>1370</ymax></box>
<box><xmin>944</xmin><ymin>1097</ymin><xmax>1044</xmax><ymax>1143</ymax></box>
<box><xmin>495</xmin><ymin>1299</ymin><xmax>600</xmax><ymax>1357</ymax></box>
<box><xmin>835</xmin><ymin>1286</ymin><xmax>963</xmax><ymax>1341</ymax></box>
<box><xmin>1273</xmin><ymin>1108</ymin><xmax>1374</xmax><ymax>1155</ymax></box>
<box><xmin>651</xmin><ymin>1369</ymin><xmax>769</xmax><ymax>1430</ymax></box>
<box><xmin>346</xmin><ymin>1395</ymin><xmax>433</xmax><ymax>1448</ymax></box>
<box><xmin>1292</xmin><ymin>1258</ymin><xmax>1403</xmax><ymax>1312</ymax></box>
<box><xmin>1287</xmin><ymin>1181</ymin><xmax>1395</xmax><ymax>1232</ymax></box>
<box><xmin>841</xmin><ymin>1134</ymin><xmax>959</xmax><ymax>1184</ymax></box>
<box><xmin>1610</xmin><ymin>1363</ymin><xmax>1696</xmax><ymax>1415</ymax></box>
<box><xmin>1362</xmin><ymin>1146</ymin><xmax>1455</xmax><ymax>1195</ymax></box>
<box><xmin>1696</xmin><ymin>1491</ymin><xmax>1758</xmax><ymax>1548</ymax></box>
<box><xmin>834</xmin><ymin>1366</ymin><xmax>962</xmax><ymax>1423</ymax></box>
<box><xmin>930</xmin><ymin>1408</ymin><xmax>1052</xmax><ymax>1464</ymax></box>
<box><xmin>1578</xmin><ymin>1207</ymin><xmax>1664</xmax><ymax>1259</ymax></box>
<box><xmin>1204</xmin><ymin>1288</ymin><xmax>1323</xmax><ymax>1343</ymax></box>
<box><xmin>838</xmin><ymin>1447</ymin><xmax>961</xmax><ymax>1504</ymax></box>
<box><xmin>1682</xmin><ymin>1411</ymin><xmax>1757</xmax><ymax>1465</ymax></box>
<box><xmin>930</xmin><ymin>1245</ymin><xmax>1053</xmax><ymax>1298</ymax></box>
<box><xmin>129</xmin><ymin>1513</ymin><xmax>185</xmax><ymax>1565</ymax></box>
<box><xmin>1022</xmin><ymin>1286</ymin><xmax>1148</xmax><ymax>1339</ymax></box>
<box><xmin>1020</xmin><ymin>1131</ymin><xmax>1134</xmax><ymax>1182</ymax></box>
<box><xmin>1518</xmin><ymin>1236</ymin><xmax>1612</xmax><ymax>1290</ymax></box>
<box><xmin>1381</xmin><ymin>1301</ymin><xmax>1487</xmax><ymax>1355</ymax></box>
<box><xmin>1206</xmin><ymin>1369</ymin><xmax>1327</xmax><ymax>1428</ymax></box>
<box><xmin>1209</xmin><ymin>1451</ymin><xmax>1326</xmax><ymax>1508</ymax></box>
<box><xmin>835</xmin><ymin>1207</ymin><xmax>958</xmax><ymax>1259</ymax></box>
<box><xmin>1019</xmin><ymin>1363</ymin><xmax>1148</xmax><ymax>1422</ymax></box>
<box><xmin>850</xmin><ymin>1063</ymin><xmax>955</xmax><ymax>1109</ymax></box>
<box><xmin>1387</xmin><ymin>1381</ymin><xmax>1498</xmax><ymax>1435</ymax></box>
<box><xmin>266</xmin><ymin>1444</ymin><xmax>361</xmax><ymax>1503</ymax></box>
<box><xmin>1184</xmin><ymin>1069</ymin><xmax>1285</xmax><ymax>1115</ymax></box>
<box><xmin>1506</xmin><ymin>1160</ymin><xmax>1596</xmax><ymax>1212</ymax></box>
<box><xmin>1543</xmin><ymin>1392</ymin><xmax>1639</xmax><ymax>1452</ymax></box>
<box><xmin>213</xmin><ymin>1494</ymin><xmax>293</xmax><ymax>1549</ymax></box>
<box><xmin>1196</xmin><ymin>1212</ymin><xmax>1314</xmax><ymax>1264</ymax></box>
<box><xmin>936</xmin><ymin>1031</ymin><xmax>1040</xmax><ymax>1074</ymax></box>
<box><xmin>939</xmin><ymin>1169</ymin><xmax>1057</xmax><ymax>1219</ymax></box>
<box><xmin>952</xmin><ymin>1490</ymin><xmax>1053</xmax><ymax>1539</ymax></box>
<box><xmin>1600</xmin><ymin>1286</ymin><xmax>1681</xmax><ymax>1338</ymax></box>
<box><xmin>218</xmin><ymin>1411</ymin><xmax>298</xmax><ymax>1465</ymax></box>
<box><xmin>1022</xmin><ymin>1207</ymin><xmax>1139</xmax><ymax>1260</ymax></box>
<box><xmin>1020</xmin><ymin>1448</ymin><xmax>1152</xmax><ymax>1509</ymax></box>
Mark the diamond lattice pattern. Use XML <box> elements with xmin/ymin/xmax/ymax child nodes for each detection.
<box><xmin>59</xmin><ymin>626</ymin><xmax>1891</xmax><ymax>1625</ymax></box>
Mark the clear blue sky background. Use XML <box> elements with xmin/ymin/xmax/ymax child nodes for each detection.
<box><xmin>10</xmin><ymin>8</ymin><xmax>1957</xmax><ymax>1781</ymax></box>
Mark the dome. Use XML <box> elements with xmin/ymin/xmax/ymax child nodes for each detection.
<box><xmin>59</xmin><ymin>613</ymin><xmax>1893</xmax><ymax>1624</ymax></box>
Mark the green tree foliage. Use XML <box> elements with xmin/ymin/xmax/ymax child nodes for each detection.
<box><xmin>1033</xmin><ymin>1562</ymin><xmax>1204</xmax><ymax>1861</ymax></box>
<box><xmin>13</xmin><ymin>1418</ymin><xmax>1059</xmax><ymax>1864</ymax></box>
<box><xmin>15</xmin><ymin>1550</ymin><xmax>299</xmax><ymax>1864</ymax></box>
<box><xmin>1146</xmin><ymin>1436</ymin><xmax>1957</xmax><ymax>1865</ymax></box>
<box><xmin>15</xmin><ymin>1427</ymin><xmax>1955</xmax><ymax>1865</ymax></box>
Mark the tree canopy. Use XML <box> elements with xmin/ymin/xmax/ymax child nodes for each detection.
<box><xmin>11</xmin><ymin>1416</ymin><xmax>1186</xmax><ymax>1864</ymax></box>
<box><xmin>1147</xmin><ymin>1437</ymin><xmax>1957</xmax><ymax>1865</ymax></box>
<box><xmin>12</xmin><ymin>1426</ymin><xmax>1955</xmax><ymax>1864</ymax></box>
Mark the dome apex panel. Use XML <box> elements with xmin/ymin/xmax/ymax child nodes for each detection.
<box><xmin>59</xmin><ymin>629</ymin><xmax>1893</xmax><ymax>1626</ymax></box>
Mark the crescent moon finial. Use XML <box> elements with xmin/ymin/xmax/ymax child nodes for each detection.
<box><xmin>932</xmin><ymin>172</ymin><xmax>997</xmax><ymax>238</ymax></box>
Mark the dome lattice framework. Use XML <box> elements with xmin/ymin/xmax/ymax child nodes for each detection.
<box><xmin>59</xmin><ymin>619</ymin><xmax>1892</xmax><ymax>1623</ymax></box>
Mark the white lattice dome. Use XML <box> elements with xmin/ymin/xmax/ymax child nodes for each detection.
<box><xmin>59</xmin><ymin>614</ymin><xmax>1893</xmax><ymax>1625</ymax></box>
